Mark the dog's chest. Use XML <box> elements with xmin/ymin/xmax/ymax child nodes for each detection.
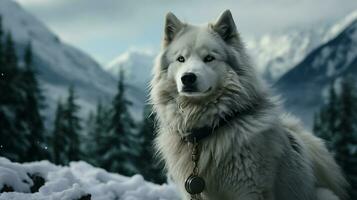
<box><xmin>203</xmin><ymin>146</ymin><xmax>265</xmax><ymax>197</ymax></box>
<box><xmin>163</xmin><ymin>136</ymin><xmax>267</xmax><ymax>199</ymax></box>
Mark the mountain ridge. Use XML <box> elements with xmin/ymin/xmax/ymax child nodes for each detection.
<box><xmin>106</xmin><ymin>10</ymin><xmax>357</xmax><ymax>87</ymax></box>
<box><xmin>0</xmin><ymin>0</ymin><xmax>119</xmax><ymax>127</ymax></box>
<box><xmin>275</xmin><ymin>19</ymin><xmax>357</xmax><ymax>128</ymax></box>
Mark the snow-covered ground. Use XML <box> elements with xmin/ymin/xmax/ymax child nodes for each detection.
<box><xmin>0</xmin><ymin>157</ymin><xmax>180</xmax><ymax>200</ymax></box>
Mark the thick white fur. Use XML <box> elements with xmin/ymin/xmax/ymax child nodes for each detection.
<box><xmin>150</xmin><ymin>10</ymin><xmax>348</xmax><ymax>200</ymax></box>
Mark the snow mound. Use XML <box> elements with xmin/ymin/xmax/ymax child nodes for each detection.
<box><xmin>0</xmin><ymin>157</ymin><xmax>180</xmax><ymax>200</ymax></box>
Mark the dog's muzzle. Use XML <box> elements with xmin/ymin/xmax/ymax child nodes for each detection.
<box><xmin>181</xmin><ymin>73</ymin><xmax>197</xmax><ymax>92</ymax></box>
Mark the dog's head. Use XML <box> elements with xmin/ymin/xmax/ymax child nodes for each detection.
<box><xmin>151</xmin><ymin>10</ymin><xmax>265</xmax><ymax>119</ymax></box>
<box><xmin>160</xmin><ymin>10</ymin><xmax>243</xmax><ymax>99</ymax></box>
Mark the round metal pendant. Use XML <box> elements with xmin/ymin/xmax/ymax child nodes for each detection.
<box><xmin>185</xmin><ymin>175</ymin><xmax>205</xmax><ymax>195</ymax></box>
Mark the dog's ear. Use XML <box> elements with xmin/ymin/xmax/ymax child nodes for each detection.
<box><xmin>164</xmin><ymin>12</ymin><xmax>183</xmax><ymax>45</ymax></box>
<box><xmin>213</xmin><ymin>10</ymin><xmax>237</xmax><ymax>41</ymax></box>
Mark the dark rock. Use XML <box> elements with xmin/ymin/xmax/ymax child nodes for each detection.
<box><xmin>0</xmin><ymin>185</ymin><xmax>14</xmax><ymax>193</ymax></box>
<box><xmin>29</xmin><ymin>173</ymin><xmax>46</xmax><ymax>193</ymax></box>
<box><xmin>77</xmin><ymin>194</ymin><xmax>91</xmax><ymax>200</ymax></box>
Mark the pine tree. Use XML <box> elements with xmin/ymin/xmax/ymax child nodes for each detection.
<box><xmin>0</xmin><ymin>16</ymin><xmax>4</xmax><ymax>66</ymax></box>
<box><xmin>2</xmin><ymin>33</ymin><xmax>19</xmax><ymax>103</ymax></box>
<box><xmin>85</xmin><ymin>102</ymin><xmax>110</xmax><ymax>166</ymax></box>
<box><xmin>335</xmin><ymin>77</ymin><xmax>357</xmax><ymax>198</ymax></box>
<box><xmin>0</xmin><ymin>16</ymin><xmax>9</xmax><ymax>159</ymax></box>
<box><xmin>0</xmin><ymin>22</ymin><xmax>18</xmax><ymax>161</ymax></box>
<box><xmin>103</xmin><ymin>70</ymin><xmax>138</xmax><ymax>175</ymax></box>
<box><xmin>313</xmin><ymin>77</ymin><xmax>357</xmax><ymax>199</ymax></box>
<box><xmin>314</xmin><ymin>84</ymin><xmax>338</xmax><ymax>151</ymax></box>
<box><xmin>313</xmin><ymin>112</ymin><xmax>321</xmax><ymax>136</ymax></box>
<box><xmin>0</xmin><ymin>29</ymin><xmax>47</xmax><ymax>162</ymax></box>
<box><xmin>63</xmin><ymin>86</ymin><xmax>82</xmax><ymax>162</ymax></box>
<box><xmin>52</xmin><ymin>101</ymin><xmax>66</xmax><ymax>164</ymax></box>
<box><xmin>81</xmin><ymin>110</ymin><xmax>95</xmax><ymax>163</ymax></box>
<box><xmin>4</xmin><ymin>33</ymin><xmax>17</xmax><ymax>71</ymax></box>
<box><xmin>0</xmin><ymin>32</ymin><xmax>27</xmax><ymax>162</ymax></box>
<box><xmin>18</xmin><ymin>42</ymin><xmax>47</xmax><ymax>161</ymax></box>
<box><xmin>327</xmin><ymin>85</ymin><xmax>338</xmax><ymax>145</ymax></box>
<box><xmin>51</xmin><ymin>86</ymin><xmax>82</xmax><ymax>165</ymax></box>
<box><xmin>138</xmin><ymin>104</ymin><xmax>166</xmax><ymax>183</ymax></box>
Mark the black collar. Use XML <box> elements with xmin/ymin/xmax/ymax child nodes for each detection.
<box><xmin>182</xmin><ymin>108</ymin><xmax>246</xmax><ymax>143</ymax></box>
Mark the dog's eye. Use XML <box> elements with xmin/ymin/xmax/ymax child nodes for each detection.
<box><xmin>204</xmin><ymin>55</ymin><xmax>215</xmax><ymax>63</ymax></box>
<box><xmin>177</xmin><ymin>56</ymin><xmax>185</xmax><ymax>63</ymax></box>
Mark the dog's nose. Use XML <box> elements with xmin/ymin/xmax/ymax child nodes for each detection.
<box><xmin>181</xmin><ymin>73</ymin><xmax>197</xmax><ymax>86</ymax></box>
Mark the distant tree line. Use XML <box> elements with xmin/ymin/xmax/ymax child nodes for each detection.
<box><xmin>0</xmin><ymin>16</ymin><xmax>165</xmax><ymax>184</ymax></box>
<box><xmin>313</xmin><ymin>77</ymin><xmax>357</xmax><ymax>199</ymax></box>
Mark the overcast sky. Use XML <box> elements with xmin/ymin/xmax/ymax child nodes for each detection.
<box><xmin>14</xmin><ymin>0</ymin><xmax>357</xmax><ymax>65</ymax></box>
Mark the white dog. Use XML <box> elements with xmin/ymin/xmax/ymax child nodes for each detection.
<box><xmin>150</xmin><ymin>10</ymin><xmax>348</xmax><ymax>200</ymax></box>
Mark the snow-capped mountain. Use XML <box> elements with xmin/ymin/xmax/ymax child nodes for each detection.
<box><xmin>245</xmin><ymin>10</ymin><xmax>357</xmax><ymax>82</ymax></box>
<box><xmin>105</xmin><ymin>50</ymin><xmax>155</xmax><ymax>120</ymax></box>
<box><xmin>275</xmin><ymin>19</ymin><xmax>357</xmax><ymax>128</ymax></box>
<box><xmin>107</xmin><ymin>10</ymin><xmax>357</xmax><ymax>87</ymax></box>
<box><xmin>106</xmin><ymin>49</ymin><xmax>155</xmax><ymax>96</ymax></box>
<box><xmin>0</xmin><ymin>0</ymin><xmax>144</xmax><ymax>126</ymax></box>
